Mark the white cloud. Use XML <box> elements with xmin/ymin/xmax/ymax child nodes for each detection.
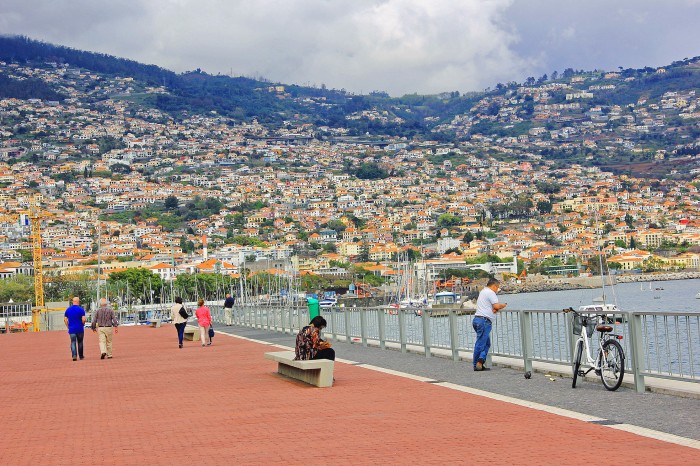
<box><xmin>1</xmin><ymin>0</ymin><xmax>698</xmax><ymax>96</ymax></box>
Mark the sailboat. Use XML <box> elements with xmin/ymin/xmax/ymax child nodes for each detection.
<box><xmin>579</xmin><ymin>213</ymin><xmax>624</xmax><ymax>323</ymax></box>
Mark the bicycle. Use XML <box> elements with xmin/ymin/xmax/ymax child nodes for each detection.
<box><xmin>563</xmin><ymin>307</ymin><xmax>625</xmax><ymax>391</ymax></box>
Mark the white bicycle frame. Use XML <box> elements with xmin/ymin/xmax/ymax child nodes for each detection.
<box><xmin>575</xmin><ymin>316</ymin><xmax>605</xmax><ymax>370</ymax></box>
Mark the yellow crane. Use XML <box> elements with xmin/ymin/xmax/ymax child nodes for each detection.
<box><xmin>0</xmin><ymin>195</ymin><xmax>45</xmax><ymax>330</ymax></box>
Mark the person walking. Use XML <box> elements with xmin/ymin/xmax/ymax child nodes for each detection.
<box><xmin>473</xmin><ymin>278</ymin><xmax>507</xmax><ymax>371</ymax></box>
<box><xmin>195</xmin><ymin>299</ymin><xmax>212</xmax><ymax>347</ymax></box>
<box><xmin>91</xmin><ymin>297</ymin><xmax>119</xmax><ymax>359</ymax></box>
<box><xmin>171</xmin><ymin>297</ymin><xmax>189</xmax><ymax>348</ymax></box>
<box><xmin>223</xmin><ymin>293</ymin><xmax>235</xmax><ymax>326</ymax></box>
<box><xmin>63</xmin><ymin>296</ymin><xmax>86</xmax><ymax>361</ymax></box>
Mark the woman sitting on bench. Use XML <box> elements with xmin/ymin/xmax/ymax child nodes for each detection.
<box><xmin>294</xmin><ymin>316</ymin><xmax>335</xmax><ymax>361</ymax></box>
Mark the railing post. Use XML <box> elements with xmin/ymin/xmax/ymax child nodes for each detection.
<box><xmin>519</xmin><ymin>310</ymin><xmax>533</xmax><ymax>373</ymax></box>
<box><xmin>287</xmin><ymin>305</ymin><xmax>293</xmax><ymax>334</ymax></box>
<box><xmin>378</xmin><ymin>307</ymin><xmax>386</xmax><ymax>350</ymax></box>
<box><xmin>360</xmin><ymin>309</ymin><xmax>367</xmax><ymax>347</ymax></box>
<box><xmin>421</xmin><ymin>308</ymin><xmax>431</xmax><ymax>357</ymax></box>
<box><xmin>448</xmin><ymin>309</ymin><xmax>459</xmax><ymax>361</ymax></box>
<box><xmin>566</xmin><ymin>312</ymin><xmax>575</xmax><ymax>367</ymax></box>
<box><xmin>628</xmin><ymin>312</ymin><xmax>646</xmax><ymax>393</ymax></box>
<box><xmin>331</xmin><ymin>307</ymin><xmax>338</xmax><ymax>341</ymax></box>
<box><xmin>343</xmin><ymin>307</ymin><xmax>350</xmax><ymax>343</ymax></box>
<box><xmin>277</xmin><ymin>307</ymin><xmax>282</xmax><ymax>333</ymax></box>
<box><xmin>485</xmin><ymin>316</ymin><xmax>493</xmax><ymax>368</ymax></box>
<box><xmin>399</xmin><ymin>309</ymin><xmax>407</xmax><ymax>353</ymax></box>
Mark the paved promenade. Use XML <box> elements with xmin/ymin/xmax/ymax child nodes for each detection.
<box><xmin>1</xmin><ymin>324</ymin><xmax>698</xmax><ymax>465</ymax></box>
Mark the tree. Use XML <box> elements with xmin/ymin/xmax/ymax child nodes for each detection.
<box><xmin>536</xmin><ymin>200</ymin><xmax>553</xmax><ymax>214</ymax></box>
<box><xmin>110</xmin><ymin>163</ymin><xmax>131</xmax><ymax>174</ymax></box>
<box><xmin>18</xmin><ymin>249</ymin><xmax>33</xmax><ymax>263</ymax></box>
<box><xmin>436</xmin><ymin>213</ymin><xmax>462</xmax><ymax>228</ymax></box>
<box><xmin>642</xmin><ymin>256</ymin><xmax>666</xmax><ymax>273</ymax></box>
<box><xmin>44</xmin><ymin>272</ymin><xmax>95</xmax><ymax>303</ymax></box>
<box><xmin>353</xmin><ymin>162</ymin><xmax>389</xmax><ymax>180</ymax></box>
<box><xmin>325</xmin><ymin>219</ymin><xmax>347</xmax><ymax>233</ymax></box>
<box><xmin>358</xmin><ymin>243</ymin><xmax>371</xmax><ymax>262</ymax></box>
<box><xmin>164</xmin><ymin>195</ymin><xmax>179</xmax><ymax>211</ymax></box>
<box><xmin>0</xmin><ymin>275</ymin><xmax>35</xmax><ymax>302</ymax></box>
<box><xmin>108</xmin><ymin>268</ymin><xmax>163</xmax><ymax>304</ymax></box>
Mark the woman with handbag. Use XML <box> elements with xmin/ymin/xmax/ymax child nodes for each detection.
<box><xmin>195</xmin><ymin>298</ymin><xmax>212</xmax><ymax>347</ymax></box>
<box><xmin>294</xmin><ymin>316</ymin><xmax>335</xmax><ymax>361</ymax></box>
<box><xmin>171</xmin><ymin>297</ymin><xmax>189</xmax><ymax>349</ymax></box>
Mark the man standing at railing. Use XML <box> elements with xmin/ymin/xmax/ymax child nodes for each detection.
<box><xmin>223</xmin><ymin>293</ymin><xmax>235</xmax><ymax>326</ymax></box>
<box><xmin>92</xmin><ymin>297</ymin><xmax>119</xmax><ymax>359</ymax></box>
<box><xmin>473</xmin><ymin>278</ymin><xmax>507</xmax><ymax>371</ymax></box>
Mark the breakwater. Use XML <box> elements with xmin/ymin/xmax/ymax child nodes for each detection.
<box><xmin>502</xmin><ymin>271</ymin><xmax>700</xmax><ymax>294</ymax></box>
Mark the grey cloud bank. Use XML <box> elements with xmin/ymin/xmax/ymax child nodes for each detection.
<box><xmin>1</xmin><ymin>0</ymin><xmax>698</xmax><ymax>96</ymax></box>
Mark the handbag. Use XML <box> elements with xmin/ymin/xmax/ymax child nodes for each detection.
<box><xmin>208</xmin><ymin>325</ymin><xmax>215</xmax><ymax>338</ymax></box>
<box><xmin>178</xmin><ymin>305</ymin><xmax>188</xmax><ymax>319</ymax></box>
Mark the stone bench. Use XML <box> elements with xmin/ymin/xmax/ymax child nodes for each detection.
<box><xmin>147</xmin><ymin>319</ymin><xmax>161</xmax><ymax>328</ymax></box>
<box><xmin>183</xmin><ymin>325</ymin><xmax>200</xmax><ymax>341</ymax></box>
<box><xmin>264</xmin><ymin>351</ymin><xmax>334</xmax><ymax>388</ymax></box>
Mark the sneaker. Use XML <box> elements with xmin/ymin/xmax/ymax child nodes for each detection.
<box><xmin>101</xmin><ymin>353</ymin><xmax>106</xmax><ymax>359</ymax></box>
<box><xmin>475</xmin><ymin>360</ymin><xmax>484</xmax><ymax>371</ymax></box>
<box><xmin>72</xmin><ymin>357</ymin><xmax>77</xmax><ymax>361</ymax></box>
<box><xmin>107</xmin><ymin>356</ymin><xmax>112</xmax><ymax>359</ymax></box>
<box><xmin>179</xmin><ymin>344</ymin><xmax>183</xmax><ymax>348</ymax></box>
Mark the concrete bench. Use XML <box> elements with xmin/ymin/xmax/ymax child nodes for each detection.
<box><xmin>183</xmin><ymin>325</ymin><xmax>200</xmax><ymax>341</ymax></box>
<box><xmin>147</xmin><ymin>319</ymin><xmax>161</xmax><ymax>328</ymax></box>
<box><xmin>264</xmin><ymin>351</ymin><xmax>334</xmax><ymax>388</ymax></box>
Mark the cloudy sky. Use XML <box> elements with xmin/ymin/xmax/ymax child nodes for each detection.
<box><xmin>2</xmin><ymin>0</ymin><xmax>699</xmax><ymax>96</ymax></box>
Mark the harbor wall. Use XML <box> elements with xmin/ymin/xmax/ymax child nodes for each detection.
<box><xmin>501</xmin><ymin>271</ymin><xmax>700</xmax><ymax>294</ymax></box>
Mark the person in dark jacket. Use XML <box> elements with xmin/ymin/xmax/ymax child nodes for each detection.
<box><xmin>223</xmin><ymin>293</ymin><xmax>235</xmax><ymax>325</ymax></box>
<box><xmin>294</xmin><ymin>316</ymin><xmax>335</xmax><ymax>361</ymax></box>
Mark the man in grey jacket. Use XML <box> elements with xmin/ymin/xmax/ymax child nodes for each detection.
<box><xmin>92</xmin><ymin>298</ymin><xmax>119</xmax><ymax>359</ymax></box>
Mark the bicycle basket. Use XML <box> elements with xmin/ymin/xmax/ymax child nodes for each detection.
<box><xmin>572</xmin><ymin>315</ymin><xmax>596</xmax><ymax>336</ymax></box>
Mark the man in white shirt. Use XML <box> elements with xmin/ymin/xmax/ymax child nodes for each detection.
<box><xmin>473</xmin><ymin>278</ymin><xmax>507</xmax><ymax>371</ymax></box>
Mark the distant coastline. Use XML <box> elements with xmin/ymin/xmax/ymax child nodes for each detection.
<box><xmin>501</xmin><ymin>272</ymin><xmax>700</xmax><ymax>294</ymax></box>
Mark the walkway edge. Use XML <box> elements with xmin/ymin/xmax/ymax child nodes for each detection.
<box><xmin>221</xmin><ymin>330</ymin><xmax>700</xmax><ymax>451</ymax></box>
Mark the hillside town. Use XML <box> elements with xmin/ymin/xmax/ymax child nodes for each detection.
<box><xmin>1</xmin><ymin>58</ymin><xmax>700</xmax><ymax>302</ymax></box>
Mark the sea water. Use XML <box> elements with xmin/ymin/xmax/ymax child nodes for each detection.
<box><xmin>502</xmin><ymin>278</ymin><xmax>700</xmax><ymax>313</ymax></box>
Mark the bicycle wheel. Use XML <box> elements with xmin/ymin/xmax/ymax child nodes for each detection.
<box><xmin>599</xmin><ymin>339</ymin><xmax>625</xmax><ymax>391</ymax></box>
<box><xmin>572</xmin><ymin>339</ymin><xmax>583</xmax><ymax>388</ymax></box>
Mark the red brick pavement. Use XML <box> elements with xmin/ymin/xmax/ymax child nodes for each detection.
<box><xmin>1</xmin><ymin>326</ymin><xmax>698</xmax><ymax>465</ymax></box>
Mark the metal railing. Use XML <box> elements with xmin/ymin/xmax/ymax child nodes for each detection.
<box><xmin>213</xmin><ymin>304</ymin><xmax>699</xmax><ymax>393</ymax></box>
<box><xmin>0</xmin><ymin>302</ymin><xmax>32</xmax><ymax>333</ymax></box>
